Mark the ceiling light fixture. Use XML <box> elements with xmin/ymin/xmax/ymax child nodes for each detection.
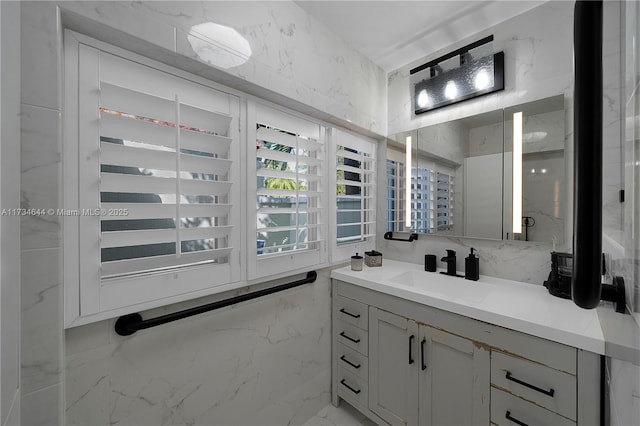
<box><xmin>187</xmin><ymin>22</ymin><xmax>252</xmax><ymax>69</ymax></box>
<box><xmin>410</xmin><ymin>35</ymin><xmax>504</xmax><ymax>114</ymax></box>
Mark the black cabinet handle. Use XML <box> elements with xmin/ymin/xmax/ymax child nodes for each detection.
<box><xmin>505</xmin><ymin>371</ymin><xmax>555</xmax><ymax>397</ymax></box>
<box><xmin>340</xmin><ymin>355</ymin><xmax>361</xmax><ymax>369</ymax></box>
<box><xmin>339</xmin><ymin>331</ymin><xmax>360</xmax><ymax>344</ymax></box>
<box><xmin>421</xmin><ymin>338</ymin><xmax>427</xmax><ymax>371</ymax></box>
<box><xmin>340</xmin><ymin>379</ymin><xmax>361</xmax><ymax>395</ymax></box>
<box><xmin>505</xmin><ymin>411</ymin><xmax>529</xmax><ymax>426</ymax></box>
<box><xmin>409</xmin><ymin>334</ymin><xmax>415</xmax><ymax>364</ymax></box>
<box><xmin>339</xmin><ymin>308</ymin><xmax>361</xmax><ymax>319</ymax></box>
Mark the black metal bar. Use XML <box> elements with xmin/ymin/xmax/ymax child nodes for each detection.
<box><xmin>572</xmin><ymin>0</ymin><xmax>603</xmax><ymax>309</ymax></box>
<box><xmin>340</xmin><ymin>355</ymin><xmax>361</xmax><ymax>369</ymax></box>
<box><xmin>505</xmin><ymin>411</ymin><xmax>529</xmax><ymax>426</ymax></box>
<box><xmin>340</xmin><ymin>379</ymin><xmax>361</xmax><ymax>395</ymax></box>
<box><xmin>384</xmin><ymin>231</ymin><xmax>419</xmax><ymax>242</ymax></box>
<box><xmin>339</xmin><ymin>331</ymin><xmax>360</xmax><ymax>344</ymax></box>
<box><xmin>421</xmin><ymin>338</ymin><xmax>427</xmax><ymax>371</ymax></box>
<box><xmin>339</xmin><ymin>308</ymin><xmax>361</xmax><ymax>319</ymax></box>
<box><xmin>505</xmin><ymin>371</ymin><xmax>555</xmax><ymax>397</ymax></box>
<box><xmin>409</xmin><ymin>334</ymin><xmax>415</xmax><ymax>365</ymax></box>
<box><xmin>410</xmin><ymin>35</ymin><xmax>494</xmax><ymax>75</ymax></box>
<box><xmin>114</xmin><ymin>271</ymin><xmax>317</xmax><ymax>336</ymax></box>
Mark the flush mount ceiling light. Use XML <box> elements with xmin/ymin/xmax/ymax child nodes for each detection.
<box><xmin>410</xmin><ymin>36</ymin><xmax>504</xmax><ymax>115</ymax></box>
<box><xmin>187</xmin><ymin>22</ymin><xmax>252</xmax><ymax>69</ymax></box>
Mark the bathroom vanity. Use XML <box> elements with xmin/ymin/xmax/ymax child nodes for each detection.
<box><xmin>330</xmin><ymin>260</ymin><xmax>603</xmax><ymax>425</ymax></box>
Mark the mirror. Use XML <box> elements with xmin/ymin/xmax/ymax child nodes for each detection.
<box><xmin>386</xmin><ymin>95</ymin><xmax>565</xmax><ymax>242</ymax></box>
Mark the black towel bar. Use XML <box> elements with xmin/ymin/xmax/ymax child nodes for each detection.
<box><xmin>384</xmin><ymin>231</ymin><xmax>419</xmax><ymax>242</ymax></box>
<box><xmin>114</xmin><ymin>271</ymin><xmax>317</xmax><ymax>336</ymax></box>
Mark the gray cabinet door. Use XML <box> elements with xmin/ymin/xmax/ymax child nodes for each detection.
<box><xmin>419</xmin><ymin>325</ymin><xmax>490</xmax><ymax>426</ymax></box>
<box><xmin>368</xmin><ymin>307</ymin><xmax>419</xmax><ymax>426</ymax></box>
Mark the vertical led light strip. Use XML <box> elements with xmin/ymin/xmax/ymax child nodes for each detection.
<box><xmin>512</xmin><ymin>112</ymin><xmax>523</xmax><ymax>234</ymax></box>
<box><xmin>405</xmin><ymin>135</ymin><xmax>412</xmax><ymax>229</ymax></box>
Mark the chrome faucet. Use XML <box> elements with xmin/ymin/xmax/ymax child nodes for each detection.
<box><xmin>441</xmin><ymin>249</ymin><xmax>457</xmax><ymax>276</ymax></box>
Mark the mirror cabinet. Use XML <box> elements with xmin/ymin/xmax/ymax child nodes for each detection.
<box><xmin>386</xmin><ymin>95</ymin><xmax>565</xmax><ymax>243</ymax></box>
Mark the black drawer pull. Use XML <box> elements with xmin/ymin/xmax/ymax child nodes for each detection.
<box><xmin>339</xmin><ymin>331</ymin><xmax>360</xmax><ymax>344</ymax></box>
<box><xmin>339</xmin><ymin>308</ymin><xmax>361</xmax><ymax>319</ymax></box>
<box><xmin>409</xmin><ymin>334</ymin><xmax>415</xmax><ymax>364</ymax></box>
<box><xmin>421</xmin><ymin>338</ymin><xmax>427</xmax><ymax>371</ymax></box>
<box><xmin>505</xmin><ymin>411</ymin><xmax>529</xmax><ymax>426</ymax></box>
<box><xmin>340</xmin><ymin>379</ymin><xmax>361</xmax><ymax>395</ymax></box>
<box><xmin>505</xmin><ymin>371</ymin><xmax>555</xmax><ymax>397</ymax></box>
<box><xmin>340</xmin><ymin>355</ymin><xmax>361</xmax><ymax>369</ymax></box>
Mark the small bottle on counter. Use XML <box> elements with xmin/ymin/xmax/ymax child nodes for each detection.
<box><xmin>465</xmin><ymin>248</ymin><xmax>479</xmax><ymax>281</ymax></box>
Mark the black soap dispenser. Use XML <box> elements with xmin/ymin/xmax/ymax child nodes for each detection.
<box><xmin>465</xmin><ymin>248</ymin><xmax>479</xmax><ymax>281</ymax></box>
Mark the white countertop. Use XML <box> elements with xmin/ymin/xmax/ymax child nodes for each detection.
<box><xmin>331</xmin><ymin>259</ymin><xmax>606</xmax><ymax>354</ymax></box>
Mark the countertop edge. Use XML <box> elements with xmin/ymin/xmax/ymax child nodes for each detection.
<box><xmin>597</xmin><ymin>305</ymin><xmax>640</xmax><ymax>366</ymax></box>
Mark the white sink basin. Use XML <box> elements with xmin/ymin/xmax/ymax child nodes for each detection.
<box><xmin>389</xmin><ymin>270</ymin><xmax>488</xmax><ymax>304</ymax></box>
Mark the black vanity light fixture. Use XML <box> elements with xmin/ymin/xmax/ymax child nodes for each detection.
<box><xmin>410</xmin><ymin>35</ymin><xmax>504</xmax><ymax>115</ymax></box>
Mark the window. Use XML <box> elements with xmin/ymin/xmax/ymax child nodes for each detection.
<box><xmin>331</xmin><ymin>129</ymin><xmax>376</xmax><ymax>261</ymax></box>
<box><xmin>64</xmin><ymin>33</ymin><xmax>240</xmax><ymax>324</ymax></box>
<box><xmin>247</xmin><ymin>103</ymin><xmax>326</xmax><ymax>279</ymax></box>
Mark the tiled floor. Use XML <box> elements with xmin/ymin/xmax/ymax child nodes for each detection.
<box><xmin>303</xmin><ymin>402</ymin><xmax>377</xmax><ymax>426</ymax></box>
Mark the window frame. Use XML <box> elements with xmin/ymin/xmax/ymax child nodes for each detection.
<box><xmin>246</xmin><ymin>101</ymin><xmax>328</xmax><ymax>280</ymax></box>
<box><xmin>63</xmin><ymin>31</ymin><xmax>246</xmax><ymax>327</ymax></box>
<box><xmin>329</xmin><ymin>128</ymin><xmax>377</xmax><ymax>262</ymax></box>
<box><xmin>63</xmin><ymin>31</ymin><xmax>379</xmax><ymax>328</ymax></box>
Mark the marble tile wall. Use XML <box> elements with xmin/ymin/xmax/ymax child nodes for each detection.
<box><xmin>61</xmin><ymin>1</ymin><xmax>387</xmax><ymax>136</ymax></box>
<box><xmin>20</xmin><ymin>0</ymin><xmax>65</xmax><ymax>424</ymax></box>
<box><xmin>65</xmin><ymin>267</ymin><xmax>333</xmax><ymax>426</ymax></box>
<box><xmin>1</xmin><ymin>2</ymin><xmax>22</xmax><ymax>425</ymax></box>
<box><xmin>17</xmin><ymin>1</ymin><xmax>386</xmax><ymax>424</ymax></box>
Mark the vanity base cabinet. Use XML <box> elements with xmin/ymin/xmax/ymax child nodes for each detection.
<box><xmin>419</xmin><ymin>325</ymin><xmax>489</xmax><ymax>426</ymax></box>
<box><xmin>368</xmin><ymin>308</ymin><xmax>419</xmax><ymax>426</ymax></box>
<box><xmin>368</xmin><ymin>307</ymin><xmax>489</xmax><ymax>426</ymax></box>
<box><xmin>331</xmin><ymin>280</ymin><xmax>600</xmax><ymax>426</ymax></box>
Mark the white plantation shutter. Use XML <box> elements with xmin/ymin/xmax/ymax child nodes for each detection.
<box><xmin>68</xmin><ymin>41</ymin><xmax>240</xmax><ymax>318</ymax></box>
<box><xmin>249</xmin><ymin>103</ymin><xmax>326</xmax><ymax>279</ymax></box>
<box><xmin>332</xmin><ymin>129</ymin><xmax>377</xmax><ymax>261</ymax></box>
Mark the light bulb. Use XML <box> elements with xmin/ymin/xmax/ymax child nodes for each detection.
<box><xmin>474</xmin><ymin>69</ymin><xmax>490</xmax><ymax>90</ymax></box>
<box><xmin>417</xmin><ymin>89</ymin><xmax>429</xmax><ymax>108</ymax></box>
<box><xmin>444</xmin><ymin>81</ymin><xmax>458</xmax><ymax>99</ymax></box>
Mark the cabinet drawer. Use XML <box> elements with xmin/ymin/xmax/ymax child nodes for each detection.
<box><xmin>491</xmin><ymin>388</ymin><xmax>574</xmax><ymax>426</ymax></box>
<box><xmin>336</xmin><ymin>320</ymin><xmax>368</xmax><ymax>355</ymax></box>
<box><xmin>337</xmin><ymin>343</ymin><xmax>368</xmax><ymax>380</ymax></box>
<box><xmin>337</xmin><ymin>366</ymin><xmax>368</xmax><ymax>408</ymax></box>
<box><xmin>491</xmin><ymin>351</ymin><xmax>576</xmax><ymax>420</ymax></box>
<box><xmin>335</xmin><ymin>295</ymin><xmax>368</xmax><ymax>330</ymax></box>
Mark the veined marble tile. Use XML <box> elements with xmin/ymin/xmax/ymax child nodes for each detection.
<box><xmin>21</xmin><ymin>384</ymin><xmax>63</xmax><ymax>426</ymax></box>
<box><xmin>66</xmin><ymin>270</ymin><xmax>333</xmax><ymax>426</ymax></box>
<box><xmin>20</xmin><ymin>104</ymin><xmax>61</xmax><ymax>250</ymax></box>
<box><xmin>21</xmin><ymin>248</ymin><xmax>63</xmax><ymax>395</ymax></box>
<box><xmin>21</xmin><ymin>2</ymin><xmax>60</xmax><ymax>110</ymax></box>
<box><xmin>379</xmin><ymin>235</ymin><xmax>553</xmax><ymax>285</ymax></box>
<box><xmin>60</xmin><ymin>1</ymin><xmax>175</xmax><ymax>53</ymax></box>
